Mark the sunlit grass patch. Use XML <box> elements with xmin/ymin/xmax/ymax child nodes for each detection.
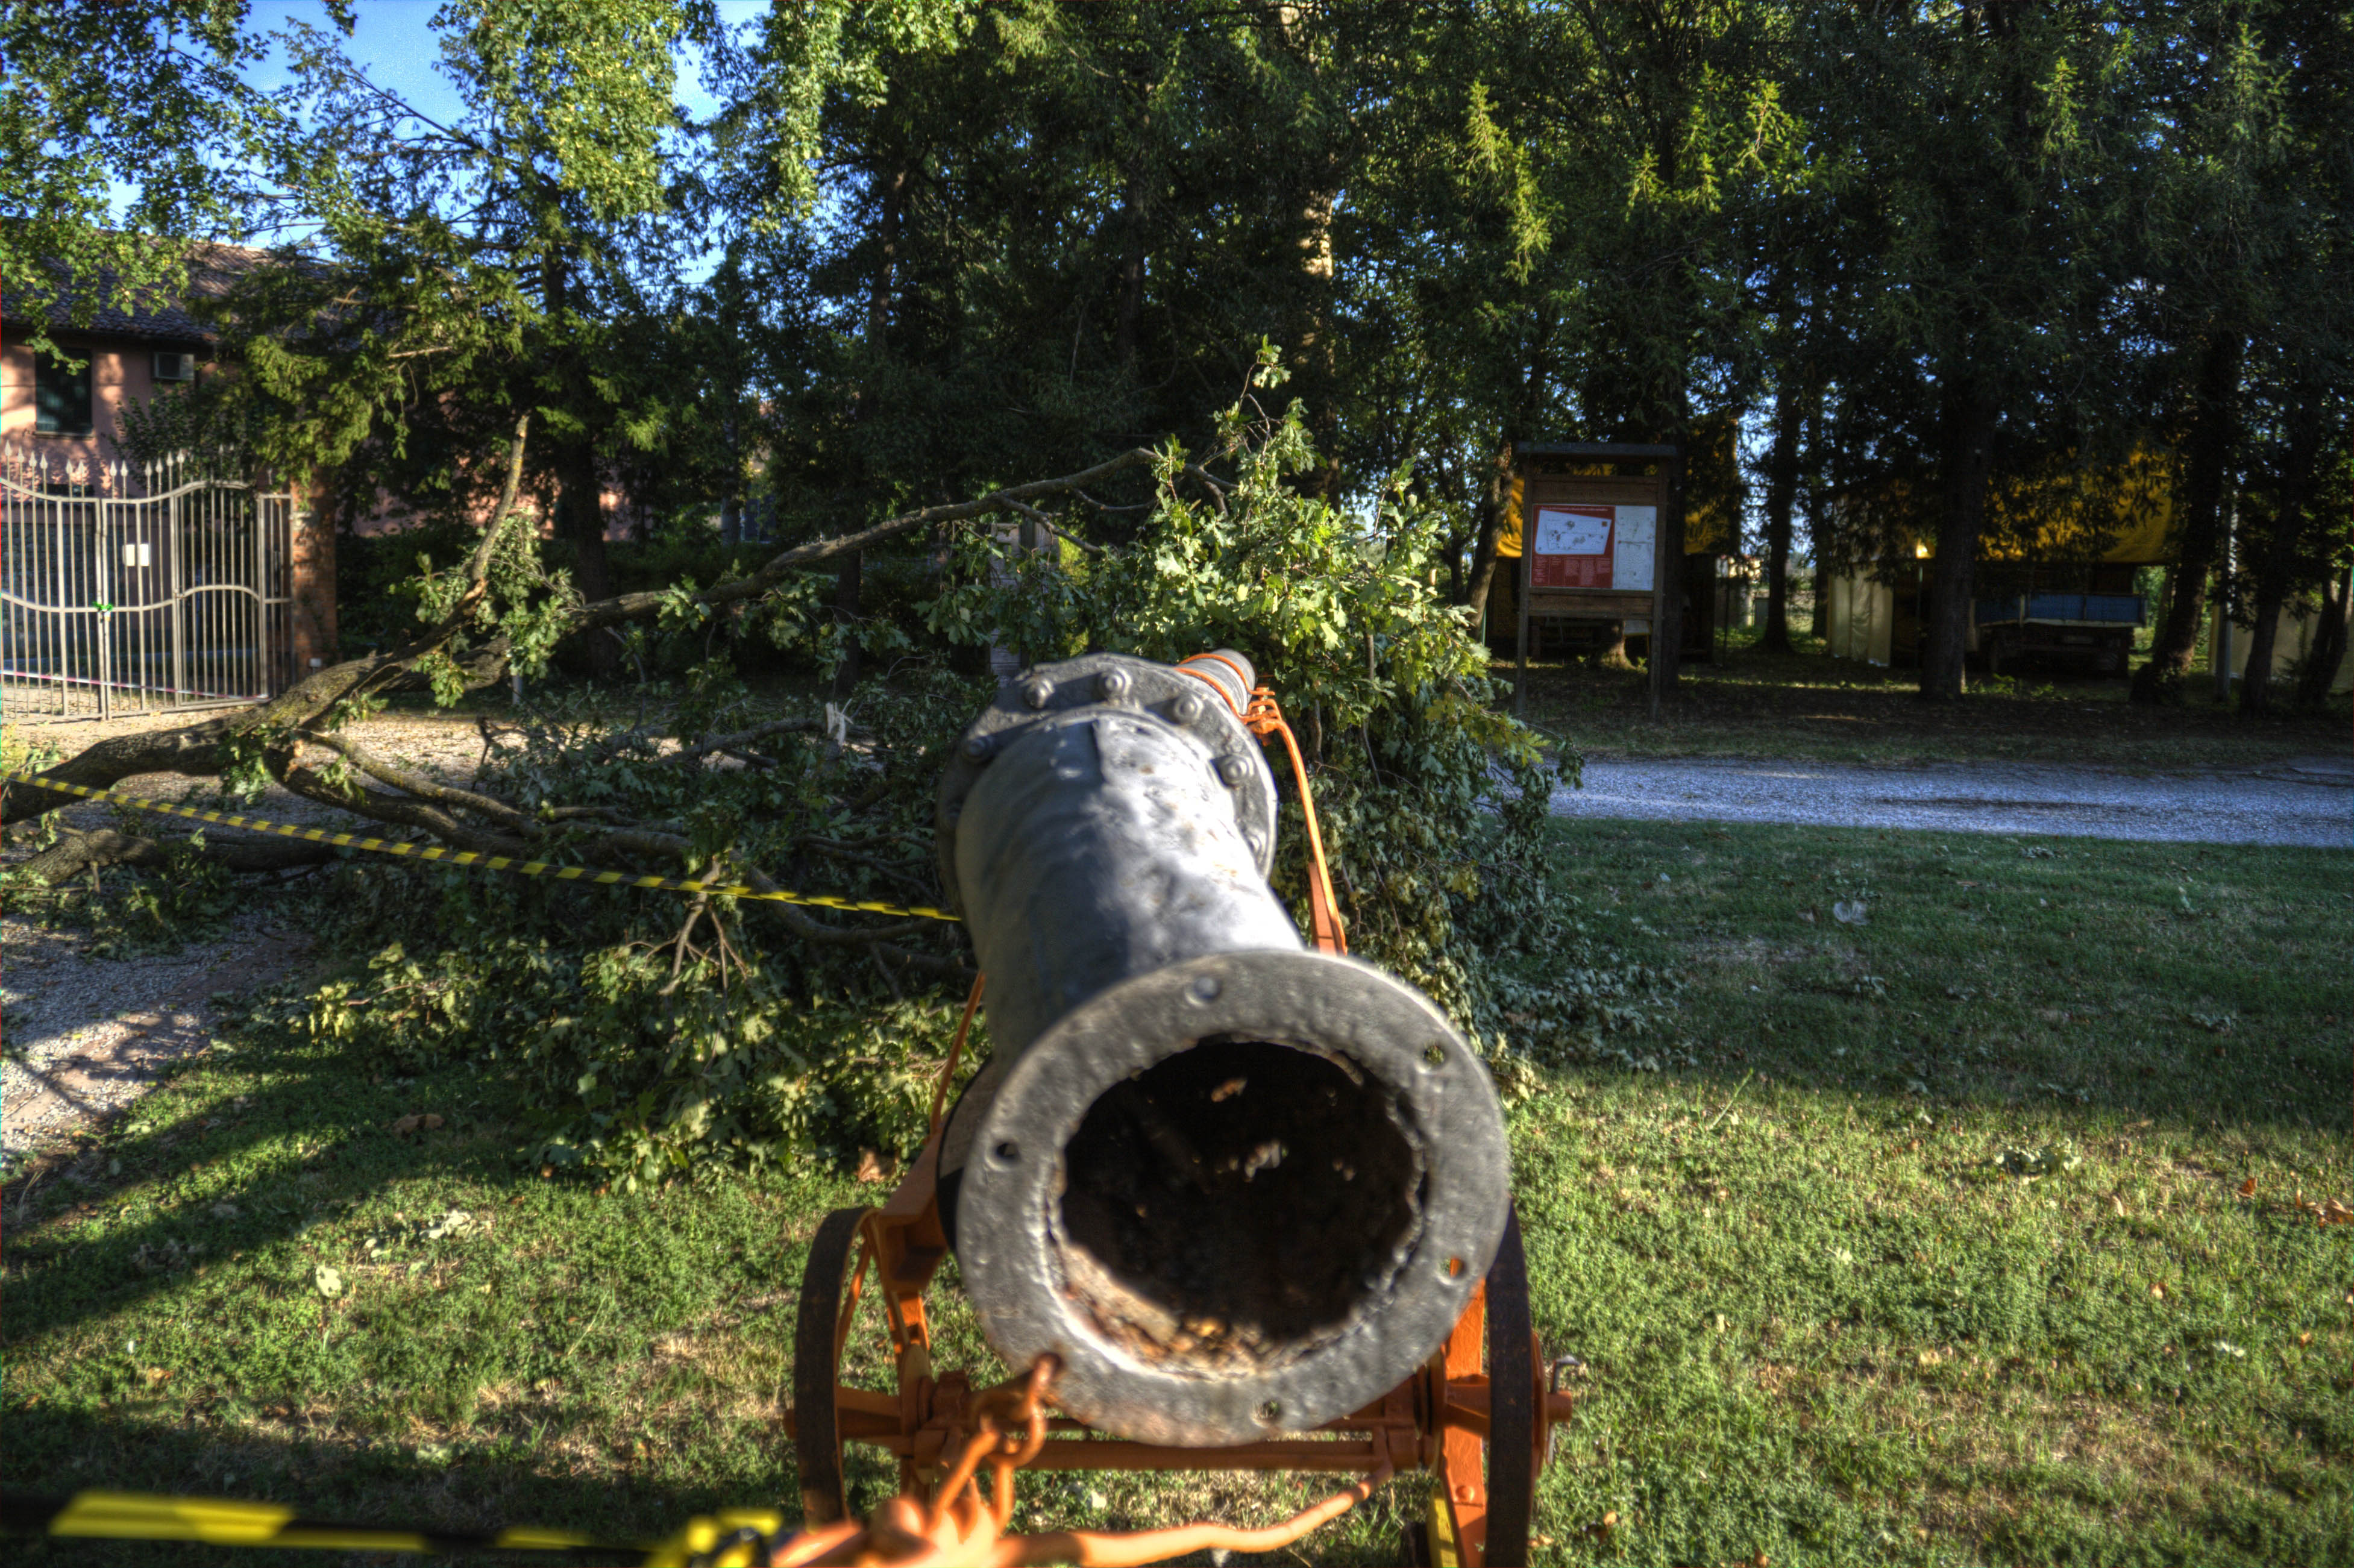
<box><xmin>6</xmin><ymin>817</ymin><xmax>2349</xmax><ymax>1564</ymax></box>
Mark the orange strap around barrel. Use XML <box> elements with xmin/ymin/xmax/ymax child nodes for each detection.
<box><xmin>1173</xmin><ymin>662</ymin><xmax>1348</xmax><ymax>957</ymax></box>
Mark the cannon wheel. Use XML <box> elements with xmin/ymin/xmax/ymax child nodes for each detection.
<box><xmin>1410</xmin><ymin>1202</ymin><xmax>1536</xmax><ymax>1568</ymax></box>
<box><xmin>1483</xmin><ymin>1200</ymin><xmax>1536</xmax><ymax>1566</ymax></box>
<box><xmin>792</xmin><ymin>1205</ymin><xmax>871</xmax><ymax>1526</ymax></box>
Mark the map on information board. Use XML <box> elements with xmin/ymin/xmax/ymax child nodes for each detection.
<box><xmin>1531</xmin><ymin>504</ymin><xmax>1614</xmax><ymax>588</ymax></box>
<box><xmin>1534</xmin><ymin>506</ymin><xmax>1610</xmax><ymax>556</ymax></box>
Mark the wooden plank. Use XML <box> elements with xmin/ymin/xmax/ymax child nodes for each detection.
<box><xmin>1514</xmin><ymin>548</ymin><xmax>1530</xmax><ymax>719</ymax></box>
<box><xmin>1526</xmin><ymin>589</ymin><xmax>1653</xmax><ymax>619</ymax></box>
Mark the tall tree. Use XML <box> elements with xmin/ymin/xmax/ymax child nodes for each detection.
<box><xmin>2126</xmin><ymin>4</ymin><xmax>2303</xmax><ymax>703</ymax></box>
<box><xmin>1804</xmin><ymin>1</ymin><xmax>2141</xmax><ymax>700</ymax></box>
<box><xmin>200</xmin><ymin>0</ymin><xmax>707</xmax><ymax>639</ymax></box>
<box><xmin>0</xmin><ymin>0</ymin><xmax>271</xmax><ymax>354</ymax></box>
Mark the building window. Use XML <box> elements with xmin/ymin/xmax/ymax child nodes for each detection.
<box><xmin>36</xmin><ymin>353</ymin><xmax>94</xmax><ymax>436</ymax></box>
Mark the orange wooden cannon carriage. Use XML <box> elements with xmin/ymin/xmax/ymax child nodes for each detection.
<box><xmin>780</xmin><ymin>653</ymin><xmax>1573</xmax><ymax>1566</ymax></box>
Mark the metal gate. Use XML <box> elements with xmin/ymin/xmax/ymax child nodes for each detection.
<box><xmin>1</xmin><ymin>463</ymin><xmax>296</xmax><ymax>720</ymax></box>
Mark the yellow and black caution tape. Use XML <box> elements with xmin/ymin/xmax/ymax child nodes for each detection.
<box><xmin>2</xmin><ymin>1488</ymin><xmax>798</xmax><ymax>1565</ymax></box>
<box><xmin>0</xmin><ymin>772</ymin><xmax>958</xmax><ymax>923</ymax></box>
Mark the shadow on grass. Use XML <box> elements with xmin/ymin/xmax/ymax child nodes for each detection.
<box><xmin>3</xmin><ymin>1019</ymin><xmax>845</xmax><ymax>1564</ymax></box>
<box><xmin>7</xmin><ymin>1402</ymin><xmax>768</xmax><ymax>1566</ymax></box>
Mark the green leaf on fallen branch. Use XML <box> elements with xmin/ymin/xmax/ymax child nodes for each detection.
<box><xmin>1988</xmin><ymin>1144</ymin><xmax>2082</xmax><ymax>1182</ymax></box>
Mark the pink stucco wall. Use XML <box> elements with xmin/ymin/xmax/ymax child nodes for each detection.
<box><xmin>0</xmin><ymin>336</ymin><xmax>180</xmax><ymax>485</ymax></box>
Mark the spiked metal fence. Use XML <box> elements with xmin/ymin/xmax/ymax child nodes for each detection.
<box><xmin>1</xmin><ymin>453</ymin><xmax>297</xmax><ymax>721</ymax></box>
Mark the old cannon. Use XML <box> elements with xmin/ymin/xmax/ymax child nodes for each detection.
<box><xmin>786</xmin><ymin>651</ymin><xmax>1571</xmax><ymax>1566</ymax></box>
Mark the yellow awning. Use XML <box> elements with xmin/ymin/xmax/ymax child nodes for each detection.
<box><xmin>1497</xmin><ymin>468</ymin><xmax>1737</xmax><ymax>558</ymax></box>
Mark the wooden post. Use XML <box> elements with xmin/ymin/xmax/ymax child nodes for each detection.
<box><xmin>1514</xmin><ymin>546</ymin><xmax>1531</xmax><ymax>720</ymax></box>
<box><xmin>1648</xmin><ymin>451</ymin><xmax>1686</xmax><ymax>720</ymax></box>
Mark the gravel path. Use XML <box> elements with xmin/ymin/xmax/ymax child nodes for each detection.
<box><xmin>1</xmin><ymin>912</ymin><xmax>312</xmax><ymax>1168</ymax></box>
<box><xmin>1550</xmin><ymin>754</ymin><xmax>2354</xmax><ymax>847</ymax></box>
<box><xmin>2</xmin><ymin>710</ymin><xmax>492</xmax><ymax>1165</ymax></box>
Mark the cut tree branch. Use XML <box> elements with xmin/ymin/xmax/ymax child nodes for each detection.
<box><xmin>300</xmin><ymin>729</ymin><xmax>535</xmax><ymax>829</ymax></box>
<box><xmin>1</xmin><ymin>449</ymin><xmax>1160</xmax><ymax>828</ymax></box>
<box><xmin>14</xmin><ymin>827</ymin><xmax>343</xmax><ymax>882</ymax></box>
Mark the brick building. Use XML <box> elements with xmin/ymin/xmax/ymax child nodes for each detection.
<box><xmin>1</xmin><ymin>242</ymin><xmax>337</xmax><ymax>678</ymax></box>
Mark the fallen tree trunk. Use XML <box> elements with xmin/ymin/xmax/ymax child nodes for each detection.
<box><xmin>1</xmin><ymin>450</ymin><xmax>1177</xmax><ymax>988</ymax></box>
<box><xmin>16</xmin><ymin>827</ymin><xmax>342</xmax><ymax>882</ymax></box>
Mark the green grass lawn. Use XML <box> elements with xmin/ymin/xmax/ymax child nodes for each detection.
<box><xmin>1511</xmin><ymin>627</ymin><xmax>2351</xmax><ymax>772</ymax></box>
<box><xmin>1513</xmin><ymin>819</ymin><xmax>2352</xmax><ymax>1566</ymax></box>
<box><xmin>5</xmin><ymin>818</ymin><xmax>2350</xmax><ymax>1565</ymax></box>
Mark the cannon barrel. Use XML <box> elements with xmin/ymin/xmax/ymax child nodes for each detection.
<box><xmin>933</xmin><ymin>651</ymin><xmax>1510</xmax><ymax>1447</ymax></box>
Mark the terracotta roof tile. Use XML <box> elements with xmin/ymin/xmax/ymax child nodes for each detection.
<box><xmin>4</xmin><ymin>239</ymin><xmax>277</xmax><ymax>347</ymax></box>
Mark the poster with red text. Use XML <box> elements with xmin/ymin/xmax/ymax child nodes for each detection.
<box><xmin>1531</xmin><ymin>504</ymin><xmax>1613</xmax><ymax>588</ymax></box>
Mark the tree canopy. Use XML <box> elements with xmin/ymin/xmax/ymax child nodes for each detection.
<box><xmin>10</xmin><ymin>0</ymin><xmax>2346</xmax><ymax>705</ymax></box>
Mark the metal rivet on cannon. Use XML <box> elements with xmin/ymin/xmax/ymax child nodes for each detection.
<box><xmin>962</xmin><ymin>733</ymin><xmax>997</xmax><ymax>762</ymax></box>
<box><xmin>1021</xmin><ymin>676</ymin><xmax>1055</xmax><ymax>709</ymax></box>
<box><xmin>1215</xmin><ymin>754</ymin><xmax>1251</xmax><ymax>787</ymax></box>
<box><xmin>1095</xmin><ymin>668</ymin><xmax>1132</xmax><ymax>702</ymax></box>
<box><xmin>1171</xmin><ymin>692</ymin><xmax>1204</xmax><ymax>724</ymax></box>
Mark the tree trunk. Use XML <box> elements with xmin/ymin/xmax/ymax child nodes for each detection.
<box><xmin>2238</xmin><ymin>579</ymin><xmax>2284</xmax><ymax>714</ymax></box>
<box><xmin>1761</xmin><ymin>375</ymin><xmax>1804</xmax><ymax>654</ymax></box>
<box><xmin>829</xmin><ymin>550</ymin><xmax>864</xmax><ymax>700</ymax></box>
<box><xmin>557</xmin><ymin>440</ymin><xmax>613</xmax><ymax>604</ymax></box>
<box><xmin>868</xmin><ymin>168</ymin><xmax>905</xmax><ymax>343</ymax></box>
<box><xmin>1117</xmin><ymin>136</ymin><xmax>1147</xmax><ymax>371</ymax></box>
<box><xmin>1435</xmin><ymin>455</ymin><xmax>1470</xmax><ymax>604</ymax></box>
<box><xmin>720</xmin><ymin>407</ymin><xmax>742</xmax><ymax>545</ymax></box>
<box><xmin>17</xmin><ymin>827</ymin><xmax>340</xmax><ymax>882</ymax></box>
<box><xmin>2294</xmin><ymin>565</ymin><xmax>2350</xmax><ymax>707</ymax></box>
<box><xmin>1806</xmin><ymin>481</ymin><xmax>1833</xmax><ymax>641</ymax></box>
<box><xmin>1463</xmin><ymin>440</ymin><xmax>1514</xmax><ymax>627</ymax></box>
<box><xmin>1921</xmin><ymin>381</ymin><xmax>1995</xmax><ymax>701</ymax></box>
<box><xmin>1652</xmin><ymin>441</ymin><xmax>1688</xmax><ymax>699</ymax></box>
<box><xmin>2133</xmin><ymin>331</ymin><xmax>2244</xmax><ymax>703</ymax></box>
<box><xmin>2239</xmin><ymin>405</ymin><xmax>2323</xmax><ymax>715</ymax></box>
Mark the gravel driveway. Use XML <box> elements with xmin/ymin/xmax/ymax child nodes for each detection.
<box><xmin>1549</xmin><ymin>754</ymin><xmax>2353</xmax><ymax>847</ymax></box>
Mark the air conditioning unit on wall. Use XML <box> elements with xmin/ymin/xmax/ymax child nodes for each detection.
<box><xmin>153</xmin><ymin>351</ymin><xmax>197</xmax><ymax>382</ymax></box>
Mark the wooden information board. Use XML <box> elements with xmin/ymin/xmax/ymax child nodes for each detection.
<box><xmin>1513</xmin><ymin>443</ymin><xmax>1681</xmax><ymax>716</ymax></box>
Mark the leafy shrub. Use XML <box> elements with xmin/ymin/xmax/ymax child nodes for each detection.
<box><xmin>927</xmin><ymin>366</ymin><xmax>1663</xmax><ymax>1067</ymax></box>
<box><xmin>288</xmin><ymin>368</ymin><xmax>1665</xmax><ymax>1180</ymax></box>
<box><xmin>302</xmin><ymin>932</ymin><xmax>982</xmax><ymax>1180</ymax></box>
<box><xmin>288</xmin><ymin>662</ymin><xmax>982</xmax><ymax>1184</ymax></box>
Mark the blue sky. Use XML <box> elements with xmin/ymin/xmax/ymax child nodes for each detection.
<box><xmin>231</xmin><ymin>0</ymin><xmax>762</xmax><ymax>127</ymax></box>
<box><xmin>118</xmin><ymin>0</ymin><xmax>770</xmax><ymax>243</ymax></box>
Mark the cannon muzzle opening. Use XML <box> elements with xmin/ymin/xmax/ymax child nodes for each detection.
<box><xmin>1056</xmin><ymin>1034</ymin><xmax>1422</xmax><ymax>1375</ymax></box>
<box><xmin>935</xmin><ymin>653</ymin><xmax>1509</xmax><ymax>1447</ymax></box>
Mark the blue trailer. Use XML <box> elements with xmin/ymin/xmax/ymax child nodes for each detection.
<box><xmin>1973</xmin><ymin>593</ymin><xmax>2143</xmax><ymax>675</ymax></box>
